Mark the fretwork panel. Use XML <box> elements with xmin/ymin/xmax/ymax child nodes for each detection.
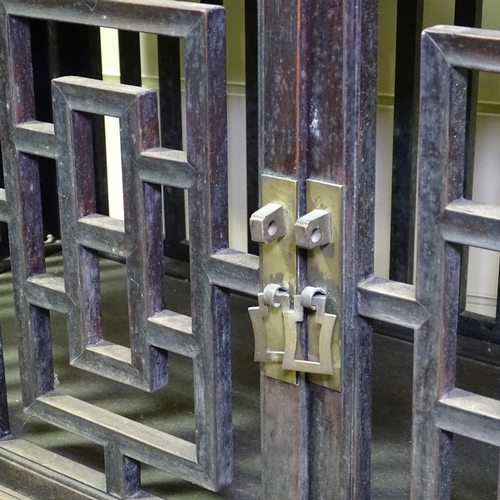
<box><xmin>0</xmin><ymin>0</ymin><xmax>230</xmax><ymax>496</ymax></box>
<box><xmin>412</xmin><ymin>26</ymin><xmax>500</xmax><ymax>499</ymax></box>
<box><xmin>358</xmin><ymin>25</ymin><xmax>500</xmax><ymax>500</ymax></box>
<box><xmin>53</xmin><ymin>77</ymin><xmax>170</xmax><ymax>392</ymax></box>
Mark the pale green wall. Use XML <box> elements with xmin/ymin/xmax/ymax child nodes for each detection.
<box><xmin>477</xmin><ymin>0</ymin><xmax>500</xmax><ymax>105</ymax></box>
<box><xmin>196</xmin><ymin>0</ymin><xmax>500</xmax><ymax>106</ymax></box>
<box><xmin>224</xmin><ymin>0</ymin><xmax>246</xmax><ymax>86</ymax></box>
<box><xmin>379</xmin><ymin>0</ymin><xmax>500</xmax><ymax>107</ymax></box>
<box><xmin>100</xmin><ymin>2</ymin><xmax>500</xmax><ymax>307</ymax></box>
<box><xmin>378</xmin><ymin>0</ymin><xmax>396</xmax><ymax>98</ymax></box>
<box><xmin>136</xmin><ymin>0</ymin><xmax>245</xmax><ymax>87</ymax></box>
<box><xmin>185</xmin><ymin>0</ymin><xmax>245</xmax><ymax>85</ymax></box>
<box><xmin>108</xmin><ymin>1</ymin><xmax>500</xmax><ymax>105</ymax></box>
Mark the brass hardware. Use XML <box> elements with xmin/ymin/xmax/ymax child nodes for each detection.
<box><xmin>294</xmin><ymin>209</ymin><xmax>333</xmax><ymax>249</ymax></box>
<box><xmin>250</xmin><ymin>285</ymin><xmax>338</xmax><ymax>377</ymax></box>
<box><xmin>282</xmin><ymin>287</ymin><xmax>337</xmax><ymax>375</ymax></box>
<box><xmin>259</xmin><ymin>175</ymin><xmax>297</xmax><ymax>384</ymax></box>
<box><xmin>250</xmin><ymin>175</ymin><xmax>343</xmax><ymax>389</ymax></box>
<box><xmin>249</xmin><ymin>284</ymin><xmax>290</xmax><ymax>363</ymax></box>
<box><xmin>306</xmin><ymin>180</ymin><xmax>343</xmax><ymax>391</ymax></box>
<box><xmin>249</xmin><ymin>203</ymin><xmax>287</xmax><ymax>243</ymax></box>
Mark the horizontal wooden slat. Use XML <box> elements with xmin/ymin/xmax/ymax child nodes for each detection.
<box><xmin>357</xmin><ymin>276</ymin><xmax>430</xmax><ymax>329</ymax></box>
<box><xmin>24</xmin><ymin>274</ymin><xmax>71</xmax><ymax>314</ymax></box>
<box><xmin>207</xmin><ymin>250</ymin><xmax>259</xmax><ymax>297</ymax></box>
<box><xmin>145</xmin><ymin>310</ymin><xmax>200</xmax><ymax>358</ymax></box>
<box><xmin>28</xmin><ymin>393</ymin><xmax>214</xmax><ymax>489</ymax></box>
<box><xmin>53</xmin><ymin>77</ymin><xmax>151</xmax><ymax>117</ymax></box>
<box><xmin>76</xmin><ymin>215</ymin><xmax>134</xmax><ymax>258</ymax></box>
<box><xmin>71</xmin><ymin>343</ymin><xmax>150</xmax><ymax>392</ymax></box>
<box><xmin>435</xmin><ymin>388</ymin><xmax>500</xmax><ymax>446</ymax></box>
<box><xmin>3</xmin><ymin>0</ymin><xmax>218</xmax><ymax>38</ymax></box>
<box><xmin>0</xmin><ymin>439</ymin><xmax>111</xmax><ymax>500</ymax></box>
<box><xmin>426</xmin><ymin>26</ymin><xmax>500</xmax><ymax>73</ymax></box>
<box><xmin>0</xmin><ymin>485</ymin><xmax>34</xmax><ymax>500</ymax></box>
<box><xmin>14</xmin><ymin>122</ymin><xmax>57</xmax><ymax>158</ymax></box>
<box><xmin>138</xmin><ymin>149</ymin><xmax>199</xmax><ymax>189</ymax></box>
<box><xmin>437</xmin><ymin>198</ymin><xmax>500</xmax><ymax>251</ymax></box>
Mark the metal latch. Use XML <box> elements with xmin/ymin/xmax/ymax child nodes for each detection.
<box><xmin>248</xmin><ymin>175</ymin><xmax>343</xmax><ymax>391</ymax></box>
<box><xmin>282</xmin><ymin>287</ymin><xmax>337</xmax><ymax>375</ymax></box>
<box><xmin>249</xmin><ymin>283</ymin><xmax>290</xmax><ymax>363</ymax></box>
<box><xmin>249</xmin><ymin>285</ymin><xmax>337</xmax><ymax>376</ymax></box>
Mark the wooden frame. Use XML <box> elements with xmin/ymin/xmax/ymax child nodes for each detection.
<box><xmin>0</xmin><ymin>0</ymin><xmax>231</xmax><ymax>495</ymax></box>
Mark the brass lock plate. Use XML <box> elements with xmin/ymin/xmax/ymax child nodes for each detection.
<box><xmin>250</xmin><ymin>176</ymin><xmax>343</xmax><ymax>389</ymax></box>
<box><xmin>305</xmin><ymin>179</ymin><xmax>343</xmax><ymax>391</ymax></box>
<box><xmin>260</xmin><ymin>174</ymin><xmax>297</xmax><ymax>384</ymax></box>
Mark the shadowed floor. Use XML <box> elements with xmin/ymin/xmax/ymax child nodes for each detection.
<box><xmin>0</xmin><ymin>254</ymin><xmax>499</xmax><ymax>498</ymax></box>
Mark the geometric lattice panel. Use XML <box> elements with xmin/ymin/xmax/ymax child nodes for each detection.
<box><xmin>357</xmin><ymin>24</ymin><xmax>500</xmax><ymax>500</ymax></box>
<box><xmin>0</xmin><ymin>1</ymin><xmax>231</xmax><ymax>496</ymax></box>
<box><xmin>413</xmin><ymin>25</ymin><xmax>500</xmax><ymax>500</ymax></box>
<box><xmin>358</xmin><ymin>26</ymin><xmax>500</xmax><ymax>500</ymax></box>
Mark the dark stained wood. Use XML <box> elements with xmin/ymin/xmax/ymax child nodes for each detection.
<box><xmin>53</xmin><ymin>22</ymin><xmax>108</xmax><ymax>217</ymax></box>
<box><xmin>0</xmin><ymin>330</ymin><xmax>9</xmax><ymax>438</ymax></box>
<box><xmin>158</xmin><ymin>36</ymin><xmax>182</xmax><ymax>151</ymax></box>
<box><xmin>259</xmin><ymin>1</ymin><xmax>309</xmax><ymax>497</ymax></box>
<box><xmin>388</xmin><ymin>0</ymin><xmax>483</xmax><ymax>291</ymax></box>
<box><xmin>454</xmin><ymin>0</ymin><xmax>482</xmax><ymax>317</ymax></box>
<box><xmin>454</xmin><ymin>0</ymin><xmax>483</xmax><ymax>29</ymax></box>
<box><xmin>308</xmin><ymin>0</ymin><xmax>377</xmax><ymax>497</ymax></box>
<box><xmin>259</xmin><ymin>0</ymin><xmax>377</xmax><ymax>497</ymax></box>
<box><xmin>452</xmin><ymin>1</ymin><xmax>493</xmax><ymax>349</ymax></box>
<box><xmin>245</xmin><ymin>0</ymin><xmax>259</xmax><ymax>255</ymax></box>
<box><xmin>30</xmin><ymin>20</ymin><xmax>60</xmax><ymax>241</ymax></box>
<box><xmin>412</xmin><ymin>26</ymin><xmax>484</xmax><ymax>499</ymax></box>
<box><xmin>356</xmin><ymin>25</ymin><xmax>500</xmax><ymax>500</ymax></box>
<box><xmin>118</xmin><ymin>30</ymin><xmax>141</xmax><ymax>86</ymax></box>
<box><xmin>261</xmin><ymin>374</ymin><xmax>309</xmax><ymax>497</ymax></box>
<box><xmin>0</xmin><ymin>1</ymin><xmax>232</xmax><ymax>494</ymax></box>
<box><xmin>388</xmin><ymin>0</ymin><xmax>423</xmax><ymax>284</ymax></box>
<box><xmin>157</xmin><ymin>35</ymin><xmax>189</xmax><ymax>262</ymax></box>
<box><xmin>104</xmin><ymin>443</ymin><xmax>141</xmax><ymax>497</ymax></box>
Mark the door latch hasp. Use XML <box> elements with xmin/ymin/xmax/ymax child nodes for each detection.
<box><xmin>249</xmin><ymin>175</ymin><xmax>343</xmax><ymax>391</ymax></box>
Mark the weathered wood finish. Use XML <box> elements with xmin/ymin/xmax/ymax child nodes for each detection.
<box><xmin>245</xmin><ymin>0</ymin><xmax>259</xmax><ymax>256</ymax></box>
<box><xmin>119</xmin><ymin>30</ymin><xmax>141</xmax><ymax>86</ymax></box>
<box><xmin>388</xmin><ymin>0</ymin><xmax>482</xmax><ymax>287</ymax></box>
<box><xmin>388</xmin><ymin>0</ymin><xmax>423</xmax><ymax>284</ymax></box>
<box><xmin>308</xmin><ymin>1</ymin><xmax>377</xmax><ymax>498</ymax></box>
<box><xmin>413</xmin><ymin>26</ymin><xmax>497</xmax><ymax>500</ymax></box>
<box><xmin>0</xmin><ymin>331</ymin><xmax>8</xmax><ymax>439</ymax></box>
<box><xmin>157</xmin><ymin>35</ymin><xmax>189</xmax><ymax>262</ymax></box>
<box><xmin>259</xmin><ymin>0</ymin><xmax>377</xmax><ymax>498</ymax></box>
<box><xmin>117</xmin><ymin>20</ymin><xmax>188</xmax><ymax>262</ymax></box>
<box><xmin>0</xmin><ymin>0</ymin><xmax>231</xmax><ymax>496</ymax></box>
<box><xmin>385</xmin><ymin>1</ymin><xmax>500</xmax><ymax>356</ymax></box>
<box><xmin>6</xmin><ymin>1</ymin><xmax>496</xmax><ymax>499</ymax></box>
<box><xmin>258</xmin><ymin>2</ymin><xmax>308</xmax><ymax>497</ymax></box>
<box><xmin>377</xmin><ymin>3</ymin><xmax>500</xmax><ymax>370</ymax></box>
<box><xmin>359</xmin><ymin>25</ymin><xmax>500</xmax><ymax>499</ymax></box>
<box><xmin>258</xmin><ymin>0</ymin><xmax>309</xmax><ymax>500</ymax></box>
